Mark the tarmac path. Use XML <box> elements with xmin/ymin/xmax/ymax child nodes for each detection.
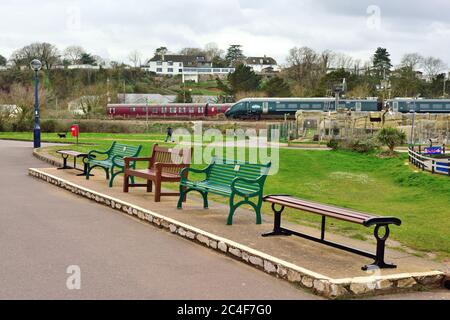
<box><xmin>1</xmin><ymin>140</ymin><xmax>448</xmax><ymax>300</ymax></box>
<box><xmin>0</xmin><ymin>140</ymin><xmax>319</xmax><ymax>300</ymax></box>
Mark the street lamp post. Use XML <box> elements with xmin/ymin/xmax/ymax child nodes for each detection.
<box><xmin>30</xmin><ymin>59</ymin><xmax>42</xmax><ymax>148</ymax></box>
<box><xmin>411</xmin><ymin>95</ymin><xmax>420</xmax><ymax>147</ymax></box>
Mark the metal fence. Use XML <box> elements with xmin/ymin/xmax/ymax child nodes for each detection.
<box><xmin>408</xmin><ymin>147</ymin><xmax>450</xmax><ymax>176</ymax></box>
<box><xmin>268</xmin><ymin>121</ymin><xmax>299</xmax><ymax>142</ymax></box>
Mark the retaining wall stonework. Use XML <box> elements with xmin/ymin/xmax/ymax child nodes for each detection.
<box><xmin>28</xmin><ymin>164</ymin><xmax>446</xmax><ymax>299</ymax></box>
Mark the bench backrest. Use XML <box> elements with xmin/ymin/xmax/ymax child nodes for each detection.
<box><xmin>150</xmin><ymin>144</ymin><xmax>192</xmax><ymax>175</ymax></box>
<box><xmin>207</xmin><ymin>158</ymin><xmax>271</xmax><ymax>190</ymax></box>
<box><xmin>108</xmin><ymin>142</ymin><xmax>142</xmax><ymax>159</ymax></box>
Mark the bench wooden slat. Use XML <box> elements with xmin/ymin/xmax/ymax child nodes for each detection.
<box><xmin>262</xmin><ymin>194</ymin><xmax>402</xmax><ymax>270</ymax></box>
<box><xmin>266</xmin><ymin>197</ymin><xmax>367</xmax><ymax>224</ymax></box>
<box><xmin>124</xmin><ymin>144</ymin><xmax>192</xmax><ymax>202</ymax></box>
<box><xmin>270</xmin><ymin>195</ymin><xmax>374</xmax><ymax>223</ymax></box>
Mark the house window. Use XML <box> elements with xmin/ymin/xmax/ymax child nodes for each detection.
<box><xmin>131</xmin><ymin>108</ymin><xmax>136</xmax><ymax>112</ymax></box>
<box><xmin>198</xmin><ymin>107</ymin><xmax>204</xmax><ymax>113</ymax></box>
<box><xmin>157</xmin><ymin>68</ymin><xmax>163</xmax><ymax>72</ymax></box>
<box><xmin>162</xmin><ymin>107</ymin><xmax>167</xmax><ymax>113</ymax></box>
<box><xmin>152</xmin><ymin>108</ymin><xmax>158</xmax><ymax>113</ymax></box>
<box><xmin>189</xmin><ymin>107</ymin><xmax>195</xmax><ymax>113</ymax></box>
<box><xmin>157</xmin><ymin>62</ymin><xmax>162</xmax><ymax>66</ymax></box>
<box><xmin>179</xmin><ymin>69</ymin><xmax>183</xmax><ymax>73</ymax></box>
<box><xmin>168</xmin><ymin>68</ymin><xmax>173</xmax><ymax>73</ymax></box>
<box><xmin>168</xmin><ymin>62</ymin><xmax>173</xmax><ymax>66</ymax></box>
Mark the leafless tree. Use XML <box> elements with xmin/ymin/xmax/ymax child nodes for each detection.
<box><xmin>332</xmin><ymin>53</ymin><xmax>354</xmax><ymax>70</ymax></box>
<box><xmin>319</xmin><ymin>50</ymin><xmax>335</xmax><ymax>73</ymax></box>
<box><xmin>204</xmin><ymin>42</ymin><xmax>224</xmax><ymax>61</ymax></box>
<box><xmin>10</xmin><ymin>42</ymin><xmax>60</xmax><ymax>69</ymax></box>
<box><xmin>179</xmin><ymin>47</ymin><xmax>205</xmax><ymax>56</ymax></box>
<box><xmin>286</xmin><ymin>46</ymin><xmax>319</xmax><ymax>82</ymax></box>
<box><xmin>63</xmin><ymin>46</ymin><xmax>86</xmax><ymax>64</ymax></box>
<box><xmin>421</xmin><ymin>56</ymin><xmax>447</xmax><ymax>79</ymax></box>
<box><xmin>128</xmin><ymin>50</ymin><xmax>142</xmax><ymax>68</ymax></box>
<box><xmin>400</xmin><ymin>53</ymin><xmax>423</xmax><ymax>71</ymax></box>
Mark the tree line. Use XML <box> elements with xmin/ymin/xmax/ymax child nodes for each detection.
<box><xmin>1</xmin><ymin>42</ymin><xmax>449</xmax><ymax>109</ymax></box>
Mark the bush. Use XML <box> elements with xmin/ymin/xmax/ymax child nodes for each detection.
<box><xmin>377</xmin><ymin>127</ymin><xmax>407</xmax><ymax>153</ymax></box>
<box><xmin>327</xmin><ymin>139</ymin><xmax>339</xmax><ymax>150</ymax></box>
<box><xmin>327</xmin><ymin>137</ymin><xmax>379</xmax><ymax>153</ymax></box>
<box><xmin>346</xmin><ymin>137</ymin><xmax>379</xmax><ymax>153</ymax></box>
<box><xmin>0</xmin><ymin>112</ymin><xmax>12</xmax><ymax>132</ymax></box>
<box><xmin>41</xmin><ymin>119</ymin><xmax>69</xmax><ymax>133</ymax></box>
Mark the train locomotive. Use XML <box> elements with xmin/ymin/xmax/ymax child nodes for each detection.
<box><xmin>224</xmin><ymin>97</ymin><xmax>450</xmax><ymax>120</ymax></box>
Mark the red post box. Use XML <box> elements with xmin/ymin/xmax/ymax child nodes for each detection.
<box><xmin>70</xmin><ymin>125</ymin><xmax>79</xmax><ymax>144</ymax></box>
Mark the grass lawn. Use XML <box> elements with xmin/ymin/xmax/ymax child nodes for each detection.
<box><xmin>2</xmin><ymin>131</ymin><xmax>449</xmax><ymax>260</ymax></box>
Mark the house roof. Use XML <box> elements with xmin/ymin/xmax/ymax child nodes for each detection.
<box><xmin>148</xmin><ymin>55</ymin><xmax>210</xmax><ymax>66</ymax></box>
<box><xmin>246</xmin><ymin>56</ymin><xmax>277</xmax><ymax>65</ymax></box>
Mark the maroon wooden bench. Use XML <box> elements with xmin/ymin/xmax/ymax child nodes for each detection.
<box><xmin>123</xmin><ymin>145</ymin><xmax>192</xmax><ymax>202</ymax></box>
<box><xmin>262</xmin><ymin>195</ymin><xmax>402</xmax><ymax>271</ymax></box>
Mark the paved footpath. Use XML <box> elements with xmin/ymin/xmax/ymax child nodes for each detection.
<box><xmin>0</xmin><ymin>140</ymin><xmax>318</xmax><ymax>300</ymax></box>
<box><xmin>0</xmin><ymin>140</ymin><xmax>448</xmax><ymax>300</ymax></box>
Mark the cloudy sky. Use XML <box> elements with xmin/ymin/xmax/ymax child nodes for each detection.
<box><xmin>1</xmin><ymin>0</ymin><xmax>450</xmax><ymax>66</ymax></box>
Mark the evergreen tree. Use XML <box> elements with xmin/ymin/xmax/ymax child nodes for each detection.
<box><xmin>0</xmin><ymin>54</ymin><xmax>6</xmax><ymax>66</ymax></box>
<box><xmin>373</xmin><ymin>47</ymin><xmax>392</xmax><ymax>79</ymax></box>
<box><xmin>225</xmin><ymin>45</ymin><xmax>245</xmax><ymax>67</ymax></box>
<box><xmin>80</xmin><ymin>53</ymin><xmax>97</xmax><ymax>65</ymax></box>
<box><xmin>227</xmin><ymin>64</ymin><xmax>261</xmax><ymax>94</ymax></box>
<box><xmin>263</xmin><ymin>77</ymin><xmax>291</xmax><ymax>97</ymax></box>
<box><xmin>155</xmin><ymin>47</ymin><xmax>168</xmax><ymax>56</ymax></box>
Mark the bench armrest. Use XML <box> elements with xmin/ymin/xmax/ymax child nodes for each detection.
<box><xmin>180</xmin><ymin>166</ymin><xmax>210</xmax><ymax>182</ymax></box>
<box><xmin>124</xmin><ymin>157</ymin><xmax>152</xmax><ymax>168</ymax></box>
<box><xmin>111</xmin><ymin>155</ymin><xmax>127</xmax><ymax>168</ymax></box>
<box><xmin>88</xmin><ymin>149</ymin><xmax>108</xmax><ymax>160</ymax></box>
<box><xmin>231</xmin><ymin>176</ymin><xmax>265</xmax><ymax>197</ymax></box>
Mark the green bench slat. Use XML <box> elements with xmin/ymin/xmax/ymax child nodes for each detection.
<box><xmin>87</xmin><ymin>142</ymin><xmax>142</xmax><ymax>188</ymax></box>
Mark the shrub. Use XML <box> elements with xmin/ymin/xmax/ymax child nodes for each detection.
<box><xmin>327</xmin><ymin>137</ymin><xmax>379</xmax><ymax>153</ymax></box>
<box><xmin>0</xmin><ymin>112</ymin><xmax>12</xmax><ymax>132</ymax></box>
<box><xmin>346</xmin><ymin>137</ymin><xmax>379</xmax><ymax>153</ymax></box>
<box><xmin>327</xmin><ymin>139</ymin><xmax>339</xmax><ymax>150</ymax></box>
<box><xmin>40</xmin><ymin>119</ymin><xmax>70</xmax><ymax>133</ymax></box>
<box><xmin>377</xmin><ymin>127</ymin><xmax>406</xmax><ymax>153</ymax></box>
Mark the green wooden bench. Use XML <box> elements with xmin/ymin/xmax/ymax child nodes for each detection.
<box><xmin>86</xmin><ymin>142</ymin><xmax>142</xmax><ymax>188</ymax></box>
<box><xmin>177</xmin><ymin>157</ymin><xmax>272</xmax><ymax>225</ymax></box>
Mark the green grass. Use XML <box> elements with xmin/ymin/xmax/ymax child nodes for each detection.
<box><xmin>2</xmin><ymin>131</ymin><xmax>449</xmax><ymax>259</ymax></box>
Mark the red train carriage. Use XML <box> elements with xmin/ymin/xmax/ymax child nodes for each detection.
<box><xmin>107</xmin><ymin>103</ymin><xmax>232</xmax><ymax>119</ymax></box>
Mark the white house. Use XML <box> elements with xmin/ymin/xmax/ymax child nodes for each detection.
<box><xmin>142</xmin><ymin>54</ymin><xmax>234</xmax><ymax>82</ymax></box>
<box><xmin>245</xmin><ymin>56</ymin><xmax>280</xmax><ymax>73</ymax></box>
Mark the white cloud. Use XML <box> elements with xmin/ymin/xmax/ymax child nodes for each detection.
<box><xmin>0</xmin><ymin>0</ymin><xmax>449</xmax><ymax>67</ymax></box>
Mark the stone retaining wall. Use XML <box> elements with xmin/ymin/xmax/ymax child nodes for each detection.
<box><xmin>28</xmin><ymin>166</ymin><xmax>446</xmax><ymax>299</ymax></box>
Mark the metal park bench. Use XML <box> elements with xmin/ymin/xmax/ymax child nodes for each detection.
<box><xmin>123</xmin><ymin>144</ymin><xmax>192</xmax><ymax>202</ymax></box>
<box><xmin>263</xmin><ymin>195</ymin><xmax>402</xmax><ymax>271</ymax></box>
<box><xmin>86</xmin><ymin>142</ymin><xmax>142</xmax><ymax>187</ymax></box>
<box><xmin>177</xmin><ymin>158</ymin><xmax>272</xmax><ymax>225</ymax></box>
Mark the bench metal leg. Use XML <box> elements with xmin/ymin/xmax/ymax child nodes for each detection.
<box><xmin>262</xmin><ymin>204</ymin><xmax>290</xmax><ymax>237</ymax></box>
<box><xmin>177</xmin><ymin>188</ymin><xmax>207</xmax><ymax>209</ymax></box>
<box><xmin>58</xmin><ymin>155</ymin><xmax>70</xmax><ymax>170</ymax></box>
<box><xmin>227</xmin><ymin>194</ymin><xmax>263</xmax><ymax>226</ymax></box>
<box><xmin>362</xmin><ymin>225</ymin><xmax>397</xmax><ymax>271</ymax></box>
